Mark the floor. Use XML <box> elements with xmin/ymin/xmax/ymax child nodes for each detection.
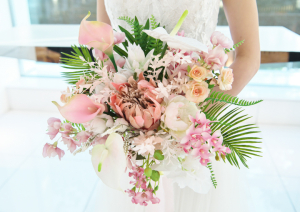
<box><xmin>0</xmin><ymin>110</ymin><xmax>299</xmax><ymax>212</ymax></box>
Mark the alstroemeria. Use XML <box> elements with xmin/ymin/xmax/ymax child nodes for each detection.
<box><xmin>43</xmin><ymin>143</ymin><xmax>65</xmax><ymax>160</ymax></box>
<box><xmin>78</xmin><ymin>12</ymin><xmax>118</xmax><ymax>71</ymax></box>
<box><xmin>91</xmin><ymin>133</ymin><xmax>126</xmax><ymax>190</ymax></box>
<box><xmin>46</xmin><ymin>117</ymin><xmax>61</xmax><ymax>140</ymax></box>
<box><xmin>52</xmin><ymin>94</ymin><xmax>105</xmax><ymax>123</ymax></box>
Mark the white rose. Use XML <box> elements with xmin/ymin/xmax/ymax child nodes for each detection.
<box><xmin>161</xmin><ymin>96</ymin><xmax>198</xmax><ymax>140</ymax></box>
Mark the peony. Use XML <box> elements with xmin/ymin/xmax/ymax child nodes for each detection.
<box><xmin>185</xmin><ymin>81</ymin><xmax>210</xmax><ymax>104</ymax></box>
<box><xmin>210</xmin><ymin>31</ymin><xmax>233</xmax><ymax>49</ymax></box>
<box><xmin>161</xmin><ymin>96</ymin><xmax>198</xmax><ymax>140</ymax></box>
<box><xmin>109</xmin><ymin>74</ymin><xmax>162</xmax><ymax>130</ymax></box>
<box><xmin>202</xmin><ymin>45</ymin><xmax>228</xmax><ymax>70</ymax></box>
<box><xmin>188</xmin><ymin>65</ymin><xmax>211</xmax><ymax>82</ymax></box>
<box><xmin>217</xmin><ymin>68</ymin><xmax>234</xmax><ymax>91</ymax></box>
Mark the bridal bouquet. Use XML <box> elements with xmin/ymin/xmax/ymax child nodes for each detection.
<box><xmin>43</xmin><ymin>11</ymin><xmax>262</xmax><ymax>206</ymax></box>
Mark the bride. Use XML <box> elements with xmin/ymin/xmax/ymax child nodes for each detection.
<box><xmin>93</xmin><ymin>0</ymin><xmax>260</xmax><ymax>211</ymax></box>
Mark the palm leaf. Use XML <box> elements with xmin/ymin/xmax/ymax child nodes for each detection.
<box><xmin>204</xmin><ymin>103</ymin><xmax>262</xmax><ymax>169</ymax></box>
<box><xmin>207</xmin><ymin>162</ymin><xmax>217</xmax><ymax>188</ymax></box>
<box><xmin>205</xmin><ymin>91</ymin><xmax>263</xmax><ymax>106</ymax></box>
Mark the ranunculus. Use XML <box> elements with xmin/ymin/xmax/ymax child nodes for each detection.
<box><xmin>210</xmin><ymin>31</ymin><xmax>233</xmax><ymax>49</ymax></box>
<box><xmin>160</xmin><ymin>96</ymin><xmax>198</xmax><ymax>140</ymax></box>
<box><xmin>188</xmin><ymin>65</ymin><xmax>210</xmax><ymax>82</ymax></box>
<box><xmin>217</xmin><ymin>68</ymin><xmax>234</xmax><ymax>91</ymax></box>
<box><xmin>185</xmin><ymin>81</ymin><xmax>210</xmax><ymax>104</ymax></box>
<box><xmin>203</xmin><ymin>45</ymin><xmax>228</xmax><ymax>70</ymax></box>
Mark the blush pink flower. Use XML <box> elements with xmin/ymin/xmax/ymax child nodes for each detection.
<box><xmin>60</xmin><ymin>123</ymin><xmax>74</xmax><ymax>137</ymax></box>
<box><xmin>185</xmin><ymin>80</ymin><xmax>210</xmax><ymax>104</ymax></box>
<box><xmin>210</xmin><ymin>31</ymin><xmax>233</xmax><ymax>49</ymax></box>
<box><xmin>42</xmin><ymin>143</ymin><xmax>65</xmax><ymax>160</ymax></box>
<box><xmin>217</xmin><ymin>68</ymin><xmax>234</xmax><ymax>91</ymax></box>
<box><xmin>203</xmin><ymin>45</ymin><xmax>228</xmax><ymax>70</ymax></box>
<box><xmin>76</xmin><ymin>131</ymin><xmax>91</xmax><ymax>144</ymax></box>
<box><xmin>62</xmin><ymin>137</ymin><xmax>78</xmax><ymax>153</ymax></box>
<box><xmin>200</xmin><ymin>158</ymin><xmax>210</xmax><ymax>166</ymax></box>
<box><xmin>53</xmin><ymin>94</ymin><xmax>106</xmax><ymax>124</ymax></box>
<box><xmin>113</xmin><ymin>31</ymin><xmax>126</xmax><ymax>44</ymax></box>
<box><xmin>208</xmin><ymin>130</ymin><xmax>223</xmax><ymax>148</ymax></box>
<box><xmin>93</xmin><ymin>48</ymin><xmax>109</xmax><ymax>61</ymax></box>
<box><xmin>46</xmin><ymin>117</ymin><xmax>61</xmax><ymax>140</ymax></box>
<box><xmin>189</xmin><ymin>111</ymin><xmax>213</xmax><ymax>133</ymax></box>
<box><xmin>191</xmin><ymin>144</ymin><xmax>211</xmax><ymax>159</ymax></box>
<box><xmin>109</xmin><ymin>74</ymin><xmax>162</xmax><ymax>130</ymax></box>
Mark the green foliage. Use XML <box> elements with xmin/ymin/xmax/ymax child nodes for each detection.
<box><xmin>150</xmin><ymin>15</ymin><xmax>159</xmax><ymax>29</ymax></box>
<box><xmin>150</xmin><ymin>170</ymin><xmax>160</xmax><ymax>182</ymax></box>
<box><xmin>154</xmin><ymin>150</ymin><xmax>164</xmax><ymax>160</ymax></box>
<box><xmin>204</xmin><ymin>91</ymin><xmax>263</xmax><ymax>107</ymax></box>
<box><xmin>207</xmin><ymin>163</ymin><xmax>217</xmax><ymax>188</ymax></box>
<box><xmin>60</xmin><ymin>45</ymin><xmax>96</xmax><ymax>85</ymax></box>
<box><xmin>144</xmin><ymin>167</ymin><xmax>153</xmax><ymax>177</ymax></box>
<box><xmin>118</xmin><ymin>16</ymin><xmax>135</xmax><ymax>27</ymax></box>
<box><xmin>204</xmin><ymin>103</ymin><xmax>262</xmax><ymax>169</ymax></box>
<box><xmin>225</xmin><ymin>40</ymin><xmax>245</xmax><ymax>53</ymax></box>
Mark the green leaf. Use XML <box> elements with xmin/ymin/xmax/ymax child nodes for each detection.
<box><xmin>154</xmin><ymin>150</ymin><xmax>164</xmax><ymax>160</ymax></box>
<box><xmin>144</xmin><ymin>167</ymin><xmax>152</xmax><ymax>177</ymax></box>
<box><xmin>119</xmin><ymin>26</ymin><xmax>135</xmax><ymax>44</ymax></box>
<box><xmin>113</xmin><ymin>45</ymin><xmax>128</xmax><ymax>57</ymax></box>
<box><xmin>118</xmin><ymin>16</ymin><xmax>135</xmax><ymax>27</ymax></box>
<box><xmin>207</xmin><ymin>162</ymin><xmax>217</xmax><ymax>188</ymax></box>
<box><xmin>205</xmin><ymin>91</ymin><xmax>263</xmax><ymax>106</ymax></box>
<box><xmin>150</xmin><ymin>170</ymin><xmax>160</xmax><ymax>182</ymax></box>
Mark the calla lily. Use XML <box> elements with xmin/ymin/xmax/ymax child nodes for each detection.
<box><xmin>52</xmin><ymin>94</ymin><xmax>105</xmax><ymax>123</ymax></box>
<box><xmin>78</xmin><ymin>11</ymin><xmax>118</xmax><ymax>71</ymax></box>
<box><xmin>91</xmin><ymin>133</ymin><xmax>126</xmax><ymax>190</ymax></box>
<box><xmin>143</xmin><ymin>10</ymin><xmax>208</xmax><ymax>53</ymax></box>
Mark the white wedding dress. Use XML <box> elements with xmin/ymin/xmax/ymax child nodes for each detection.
<box><xmin>92</xmin><ymin>1</ymin><xmax>254</xmax><ymax>211</ymax></box>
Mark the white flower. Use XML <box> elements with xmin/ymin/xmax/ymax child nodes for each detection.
<box><xmin>132</xmin><ymin>132</ymin><xmax>163</xmax><ymax>156</ymax></box>
<box><xmin>166</xmin><ymin>155</ymin><xmax>211</xmax><ymax>194</ymax></box>
<box><xmin>114</xmin><ymin>118</ymin><xmax>129</xmax><ymax>132</ymax></box>
<box><xmin>113</xmin><ymin>69</ymin><xmax>134</xmax><ymax>83</ymax></box>
<box><xmin>143</xmin><ymin>27</ymin><xmax>208</xmax><ymax>53</ymax></box>
<box><xmin>217</xmin><ymin>68</ymin><xmax>234</xmax><ymax>91</ymax></box>
<box><xmin>89</xmin><ymin>114</ymin><xmax>114</xmax><ymax>134</ymax></box>
<box><xmin>124</xmin><ymin>43</ymin><xmax>154</xmax><ymax>75</ymax></box>
<box><xmin>161</xmin><ymin>96</ymin><xmax>198</xmax><ymax>140</ymax></box>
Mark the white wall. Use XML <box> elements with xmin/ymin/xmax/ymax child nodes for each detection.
<box><xmin>0</xmin><ymin>0</ymin><xmax>13</xmax><ymax>30</ymax></box>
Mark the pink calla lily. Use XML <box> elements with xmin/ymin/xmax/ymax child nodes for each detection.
<box><xmin>52</xmin><ymin>94</ymin><xmax>105</xmax><ymax>123</ymax></box>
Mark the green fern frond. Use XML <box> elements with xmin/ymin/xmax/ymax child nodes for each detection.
<box><xmin>207</xmin><ymin>163</ymin><xmax>217</xmax><ymax>188</ymax></box>
<box><xmin>150</xmin><ymin>15</ymin><xmax>159</xmax><ymax>29</ymax></box>
<box><xmin>225</xmin><ymin>40</ymin><xmax>245</xmax><ymax>52</ymax></box>
<box><xmin>118</xmin><ymin>16</ymin><xmax>135</xmax><ymax>27</ymax></box>
<box><xmin>204</xmin><ymin>103</ymin><xmax>262</xmax><ymax>169</ymax></box>
<box><xmin>60</xmin><ymin>45</ymin><xmax>96</xmax><ymax>85</ymax></box>
<box><xmin>205</xmin><ymin>91</ymin><xmax>263</xmax><ymax>106</ymax></box>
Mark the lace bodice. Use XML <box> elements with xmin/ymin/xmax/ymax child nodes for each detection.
<box><xmin>104</xmin><ymin>0</ymin><xmax>220</xmax><ymax>45</ymax></box>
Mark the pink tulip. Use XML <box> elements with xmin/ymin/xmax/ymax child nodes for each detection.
<box><xmin>43</xmin><ymin>143</ymin><xmax>65</xmax><ymax>160</ymax></box>
<box><xmin>52</xmin><ymin>94</ymin><xmax>105</xmax><ymax>124</ymax></box>
<box><xmin>78</xmin><ymin>12</ymin><xmax>114</xmax><ymax>56</ymax></box>
<box><xmin>114</xmin><ymin>31</ymin><xmax>125</xmax><ymax>44</ymax></box>
<box><xmin>210</xmin><ymin>31</ymin><xmax>233</xmax><ymax>49</ymax></box>
<box><xmin>203</xmin><ymin>45</ymin><xmax>228</xmax><ymax>70</ymax></box>
<box><xmin>46</xmin><ymin>117</ymin><xmax>61</xmax><ymax>140</ymax></box>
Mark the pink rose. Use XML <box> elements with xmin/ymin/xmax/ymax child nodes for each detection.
<box><xmin>210</xmin><ymin>31</ymin><xmax>233</xmax><ymax>49</ymax></box>
<box><xmin>42</xmin><ymin>143</ymin><xmax>65</xmax><ymax>160</ymax></box>
<box><xmin>203</xmin><ymin>45</ymin><xmax>228</xmax><ymax>70</ymax></box>
<box><xmin>186</xmin><ymin>81</ymin><xmax>210</xmax><ymax>103</ymax></box>
<box><xmin>217</xmin><ymin>68</ymin><xmax>234</xmax><ymax>91</ymax></box>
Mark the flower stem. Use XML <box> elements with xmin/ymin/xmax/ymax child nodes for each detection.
<box><xmin>170</xmin><ymin>10</ymin><xmax>189</xmax><ymax>36</ymax></box>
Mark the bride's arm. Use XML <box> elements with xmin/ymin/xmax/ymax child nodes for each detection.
<box><xmin>97</xmin><ymin>0</ymin><xmax>111</xmax><ymax>24</ymax></box>
<box><xmin>221</xmin><ymin>0</ymin><xmax>260</xmax><ymax>96</ymax></box>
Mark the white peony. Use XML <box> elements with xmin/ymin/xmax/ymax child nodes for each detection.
<box><xmin>124</xmin><ymin>43</ymin><xmax>154</xmax><ymax>75</ymax></box>
<box><xmin>143</xmin><ymin>27</ymin><xmax>208</xmax><ymax>53</ymax></box>
<box><xmin>161</xmin><ymin>96</ymin><xmax>198</xmax><ymax>140</ymax></box>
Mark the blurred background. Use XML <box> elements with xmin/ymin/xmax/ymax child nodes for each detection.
<box><xmin>0</xmin><ymin>0</ymin><xmax>299</xmax><ymax>212</ymax></box>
